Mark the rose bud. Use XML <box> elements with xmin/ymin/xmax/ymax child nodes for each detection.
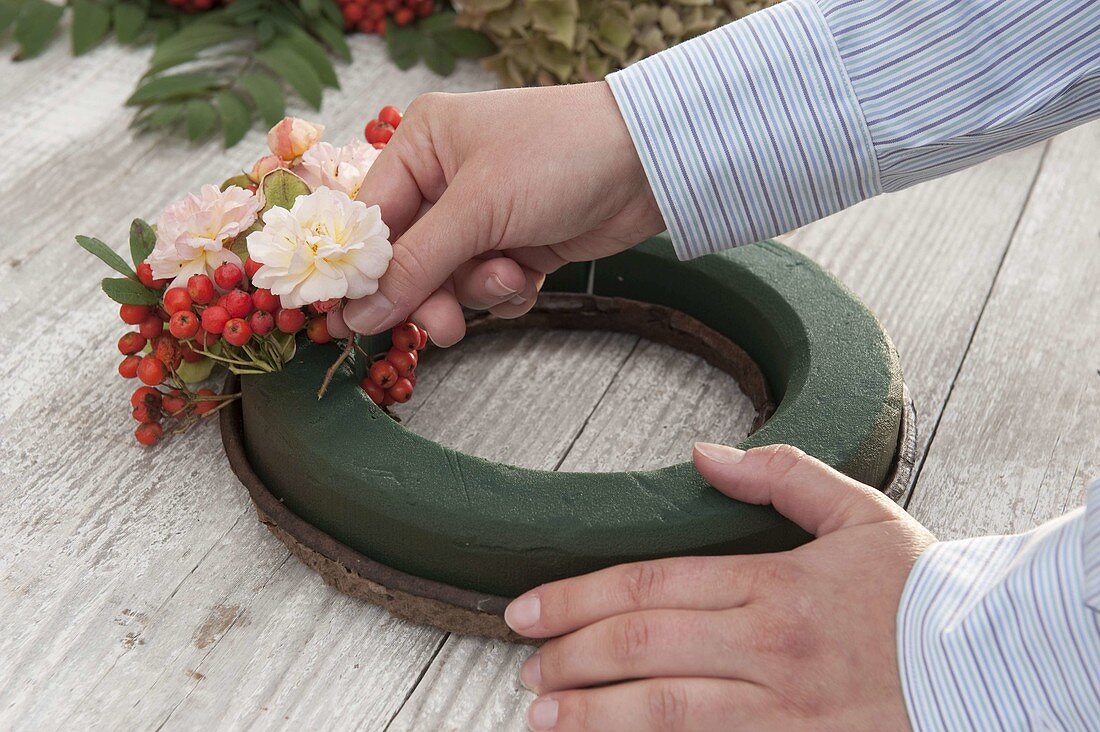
<box><xmin>266</xmin><ymin>117</ymin><xmax>324</xmax><ymax>161</ymax></box>
<box><xmin>248</xmin><ymin>154</ymin><xmax>287</xmax><ymax>184</ymax></box>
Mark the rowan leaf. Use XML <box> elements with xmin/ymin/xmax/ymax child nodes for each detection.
<box><xmin>238</xmin><ymin>72</ymin><xmax>285</xmax><ymax>128</ymax></box>
<box><xmin>102</xmin><ymin>277</ymin><xmax>160</xmax><ymax>306</ymax></box>
<box><xmin>129</xmin><ymin>219</ymin><xmax>156</xmax><ymax>266</ymax></box>
<box><xmin>71</xmin><ymin>0</ymin><xmax>111</xmax><ymax>56</ymax></box>
<box><xmin>113</xmin><ymin>3</ymin><xmax>146</xmax><ymax>44</ymax></box>
<box><xmin>216</xmin><ymin>89</ymin><xmax>251</xmax><ymax>147</ymax></box>
<box><xmin>13</xmin><ymin>0</ymin><xmax>64</xmax><ymax>59</ymax></box>
<box><xmin>185</xmin><ymin>99</ymin><xmax>218</xmax><ymax>140</ymax></box>
<box><xmin>77</xmin><ymin>235</ymin><xmax>138</xmax><ymax>278</ymax></box>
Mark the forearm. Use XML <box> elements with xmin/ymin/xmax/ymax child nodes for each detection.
<box><xmin>897</xmin><ymin>479</ymin><xmax>1100</xmax><ymax>730</ymax></box>
<box><xmin>608</xmin><ymin>0</ymin><xmax>1100</xmax><ymax>259</ymax></box>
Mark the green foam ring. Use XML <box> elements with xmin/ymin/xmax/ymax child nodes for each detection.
<box><xmin>240</xmin><ymin>237</ymin><xmax>904</xmax><ymax>597</ymax></box>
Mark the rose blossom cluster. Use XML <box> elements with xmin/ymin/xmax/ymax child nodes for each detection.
<box><xmin>89</xmin><ymin>107</ymin><xmax>424</xmax><ymax>446</ymax></box>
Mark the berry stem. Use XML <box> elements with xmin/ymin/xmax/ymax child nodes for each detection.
<box><xmin>317</xmin><ymin>337</ymin><xmax>356</xmax><ymax>399</ymax></box>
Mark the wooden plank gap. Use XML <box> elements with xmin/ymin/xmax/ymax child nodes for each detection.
<box><xmin>383</xmin><ymin>633</ymin><xmax>451</xmax><ymax>732</ymax></box>
<box><xmin>552</xmin><ymin>336</ymin><xmax>643</xmax><ymax>471</ymax></box>
<box><xmin>903</xmin><ymin>140</ymin><xmax>1054</xmax><ymax>510</ymax></box>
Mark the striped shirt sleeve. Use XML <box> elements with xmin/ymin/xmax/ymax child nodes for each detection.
<box><xmin>898</xmin><ymin>479</ymin><xmax>1100</xmax><ymax>731</ymax></box>
<box><xmin>606</xmin><ymin>0</ymin><xmax>1100</xmax><ymax>259</ymax></box>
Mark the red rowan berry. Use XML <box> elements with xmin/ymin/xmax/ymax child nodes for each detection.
<box><xmin>360</xmin><ymin>377</ymin><xmax>386</xmax><ymax>405</ymax></box>
<box><xmin>120</xmin><ymin>304</ymin><xmax>150</xmax><ymax>324</ymax></box>
<box><xmin>250</xmin><ymin>310</ymin><xmax>274</xmax><ymax>336</ymax></box>
<box><xmin>276</xmin><ymin>307</ymin><xmax>307</xmax><ymax>334</ymax></box>
<box><xmin>378</xmin><ymin>105</ymin><xmax>402</xmax><ymax>128</ymax></box>
<box><xmin>162</xmin><ymin>390</ymin><xmax>188</xmax><ymax>416</ymax></box>
<box><xmin>137</xmin><ymin>262</ymin><xmax>167</xmax><ymax>289</ymax></box>
<box><xmin>187</xmin><ymin>274</ymin><xmax>215</xmax><ymax>304</ymax></box>
<box><xmin>201</xmin><ymin>305</ymin><xmax>230</xmax><ymax>335</ymax></box>
<box><xmin>388</xmin><ymin>377</ymin><xmax>413</xmax><ymax>403</ymax></box>
<box><xmin>169</xmin><ymin>310</ymin><xmax>200</xmax><ymax>339</ymax></box>
<box><xmin>391</xmin><ymin>322</ymin><xmax>420</xmax><ymax>351</ymax></box>
<box><xmin>137</xmin><ymin>355</ymin><xmax>166</xmax><ymax>385</ymax></box>
<box><xmin>306</xmin><ymin>317</ymin><xmax>331</xmax><ymax>344</ymax></box>
<box><xmin>244</xmin><ymin>257</ymin><xmax>263</xmax><ymax>279</ymax></box>
<box><xmin>194</xmin><ymin>388</ymin><xmax>218</xmax><ymax>415</ymax></box>
<box><xmin>131</xmin><ymin>386</ymin><xmax>161</xmax><ymax>409</ymax></box>
<box><xmin>118</xmin><ymin>332</ymin><xmax>147</xmax><ymax>355</ymax></box>
<box><xmin>214</xmin><ymin>262</ymin><xmax>243</xmax><ymax>290</ymax></box>
<box><xmin>138</xmin><ymin>314</ymin><xmax>164</xmax><ymax>339</ymax></box>
<box><xmin>132</xmin><ymin>402</ymin><xmax>160</xmax><ymax>423</ymax></box>
<box><xmin>153</xmin><ymin>337</ymin><xmax>182</xmax><ymax>370</ymax></box>
<box><xmin>135</xmin><ymin>422</ymin><xmax>163</xmax><ymax>446</ymax></box>
<box><xmin>387</xmin><ymin>348</ymin><xmax>417</xmax><ymax>377</ymax></box>
<box><xmin>251</xmin><ymin>288</ymin><xmax>280</xmax><ymax>313</ymax></box>
<box><xmin>163</xmin><ymin>287</ymin><xmax>192</xmax><ymax>314</ymax></box>
<box><xmin>224</xmin><ymin>289</ymin><xmax>254</xmax><ymax>319</ymax></box>
<box><xmin>222</xmin><ymin>318</ymin><xmax>253</xmax><ymax>347</ymax></box>
<box><xmin>369</xmin><ymin>360</ymin><xmax>398</xmax><ymax>389</ymax></box>
<box><xmin>118</xmin><ymin>355</ymin><xmax>141</xmax><ymax>378</ymax></box>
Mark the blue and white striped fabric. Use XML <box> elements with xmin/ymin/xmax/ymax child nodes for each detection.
<box><xmin>606</xmin><ymin>0</ymin><xmax>1100</xmax><ymax>259</ymax></box>
<box><xmin>899</xmin><ymin>479</ymin><xmax>1100</xmax><ymax>731</ymax></box>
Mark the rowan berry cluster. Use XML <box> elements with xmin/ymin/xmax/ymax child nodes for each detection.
<box><xmin>364</xmin><ymin>104</ymin><xmax>402</xmax><ymax>147</ymax></box>
<box><xmin>360</xmin><ymin>321</ymin><xmax>428</xmax><ymax>406</ymax></box>
<box><xmin>339</xmin><ymin>0</ymin><xmax>433</xmax><ymax>35</ymax></box>
<box><xmin>119</xmin><ymin>258</ymin><xmax>336</xmax><ymax>446</ymax></box>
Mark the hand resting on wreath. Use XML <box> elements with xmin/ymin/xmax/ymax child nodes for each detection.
<box><xmin>504</xmin><ymin>442</ymin><xmax>935</xmax><ymax>732</ymax></box>
<box><xmin>336</xmin><ymin>82</ymin><xmax>662</xmax><ymax>345</ymax></box>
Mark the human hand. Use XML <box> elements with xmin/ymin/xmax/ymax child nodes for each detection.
<box><xmin>505</xmin><ymin>442</ymin><xmax>936</xmax><ymax>731</ymax></box>
<box><xmin>335</xmin><ymin>82</ymin><xmax>663</xmax><ymax>346</ymax></box>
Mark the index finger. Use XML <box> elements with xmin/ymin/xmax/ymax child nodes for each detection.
<box><xmin>504</xmin><ymin>553</ymin><xmax>784</xmax><ymax>639</ymax></box>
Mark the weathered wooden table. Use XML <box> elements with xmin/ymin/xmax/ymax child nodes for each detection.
<box><xmin>1</xmin><ymin>34</ymin><xmax>1096</xmax><ymax>731</ymax></box>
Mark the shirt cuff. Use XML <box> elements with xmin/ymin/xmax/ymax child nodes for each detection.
<box><xmin>897</xmin><ymin>501</ymin><xmax>1100</xmax><ymax>732</ymax></box>
<box><xmin>606</xmin><ymin>0</ymin><xmax>879</xmax><ymax>259</ymax></box>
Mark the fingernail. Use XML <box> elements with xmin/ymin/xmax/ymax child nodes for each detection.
<box><xmin>528</xmin><ymin>698</ymin><xmax>558</xmax><ymax>731</ymax></box>
<box><xmin>694</xmin><ymin>442</ymin><xmax>745</xmax><ymax>464</ymax></box>
<box><xmin>520</xmin><ymin>652</ymin><xmax>542</xmax><ymax>691</ymax></box>
<box><xmin>509</xmin><ymin>294</ymin><xmax>527</xmax><ymax>306</ymax></box>
<box><xmin>486</xmin><ymin>274</ymin><xmax>519</xmax><ymax>298</ymax></box>
<box><xmin>505</xmin><ymin>594</ymin><xmax>541</xmax><ymax>631</ymax></box>
<box><xmin>345</xmin><ymin>292</ymin><xmax>396</xmax><ymax>335</ymax></box>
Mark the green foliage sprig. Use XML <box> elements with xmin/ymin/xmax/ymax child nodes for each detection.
<box><xmin>1</xmin><ymin>0</ymin><xmax>494</xmax><ymax>146</ymax></box>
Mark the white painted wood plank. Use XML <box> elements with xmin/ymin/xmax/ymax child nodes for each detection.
<box><xmin>0</xmin><ymin>36</ymin><xmax>500</xmax><ymax>730</ymax></box>
<box><xmin>786</xmin><ymin>143</ymin><xmax>1047</xmax><ymax>477</ymax></box>
<box><xmin>909</xmin><ymin>122</ymin><xmax>1100</xmax><ymax>539</ymax></box>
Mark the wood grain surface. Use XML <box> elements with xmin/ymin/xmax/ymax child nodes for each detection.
<box><xmin>0</xmin><ymin>32</ymin><xmax>1095</xmax><ymax>732</ymax></box>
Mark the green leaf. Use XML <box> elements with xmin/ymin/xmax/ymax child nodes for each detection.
<box><xmin>238</xmin><ymin>72</ymin><xmax>284</xmax><ymax>128</ymax></box>
<box><xmin>435</xmin><ymin>27</ymin><xmax>496</xmax><ymax>59</ymax></box>
<box><xmin>385</xmin><ymin>24</ymin><xmax>419</xmax><ymax>71</ymax></box>
<box><xmin>299</xmin><ymin>0</ymin><xmax>319</xmax><ymax>18</ymax></box>
<box><xmin>0</xmin><ymin>0</ymin><xmax>24</xmax><ymax>37</ymax></box>
<box><xmin>311</xmin><ymin>17</ymin><xmax>350</xmax><ymax>62</ymax></box>
<box><xmin>176</xmin><ymin>356</ymin><xmax>215</xmax><ymax>384</ymax></box>
<box><xmin>281</xmin><ymin>28</ymin><xmax>338</xmax><ymax>88</ymax></box>
<box><xmin>215</xmin><ymin>89</ymin><xmax>251</xmax><ymax>147</ymax></box>
<box><xmin>113</xmin><ymin>3</ymin><xmax>146</xmax><ymax>44</ymax></box>
<box><xmin>255</xmin><ymin>45</ymin><xmax>323</xmax><ymax>109</ymax></box>
<box><xmin>129</xmin><ymin>219</ymin><xmax>156</xmax><ymax>266</ymax></box>
<box><xmin>273</xmin><ymin>331</ymin><xmax>297</xmax><ymax>363</ymax></box>
<box><xmin>140</xmin><ymin>102</ymin><xmax>184</xmax><ymax>129</ymax></box>
<box><xmin>419</xmin><ymin>34</ymin><xmax>455</xmax><ymax>76</ymax></box>
<box><xmin>71</xmin><ymin>0</ymin><xmax>111</xmax><ymax>55</ymax></box>
<box><xmin>221</xmin><ymin>173</ymin><xmax>253</xmax><ymax>191</ymax></box>
<box><xmin>127</xmin><ymin>73</ymin><xmax>221</xmax><ymax>106</ymax></box>
<box><xmin>101</xmin><ymin>277</ymin><xmax>161</xmax><ymax>306</ymax></box>
<box><xmin>147</xmin><ymin>21</ymin><xmax>240</xmax><ymax>74</ymax></box>
<box><xmin>77</xmin><ymin>235</ymin><xmax>137</xmax><ymax>278</ymax></box>
<box><xmin>261</xmin><ymin>169</ymin><xmax>309</xmax><ymax>211</ymax></box>
<box><xmin>13</xmin><ymin>0</ymin><xmax>64</xmax><ymax>59</ymax></box>
<box><xmin>185</xmin><ymin>100</ymin><xmax>218</xmax><ymax>140</ymax></box>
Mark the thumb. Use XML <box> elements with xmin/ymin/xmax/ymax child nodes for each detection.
<box><xmin>692</xmin><ymin>442</ymin><xmax>903</xmax><ymax>537</ymax></box>
<box><xmin>343</xmin><ymin>188</ymin><xmax>477</xmax><ymax>335</ymax></box>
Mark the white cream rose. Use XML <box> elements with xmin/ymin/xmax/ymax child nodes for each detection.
<box><xmin>246</xmin><ymin>186</ymin><xmax>392</xmax><ymax>308</ymax></box>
